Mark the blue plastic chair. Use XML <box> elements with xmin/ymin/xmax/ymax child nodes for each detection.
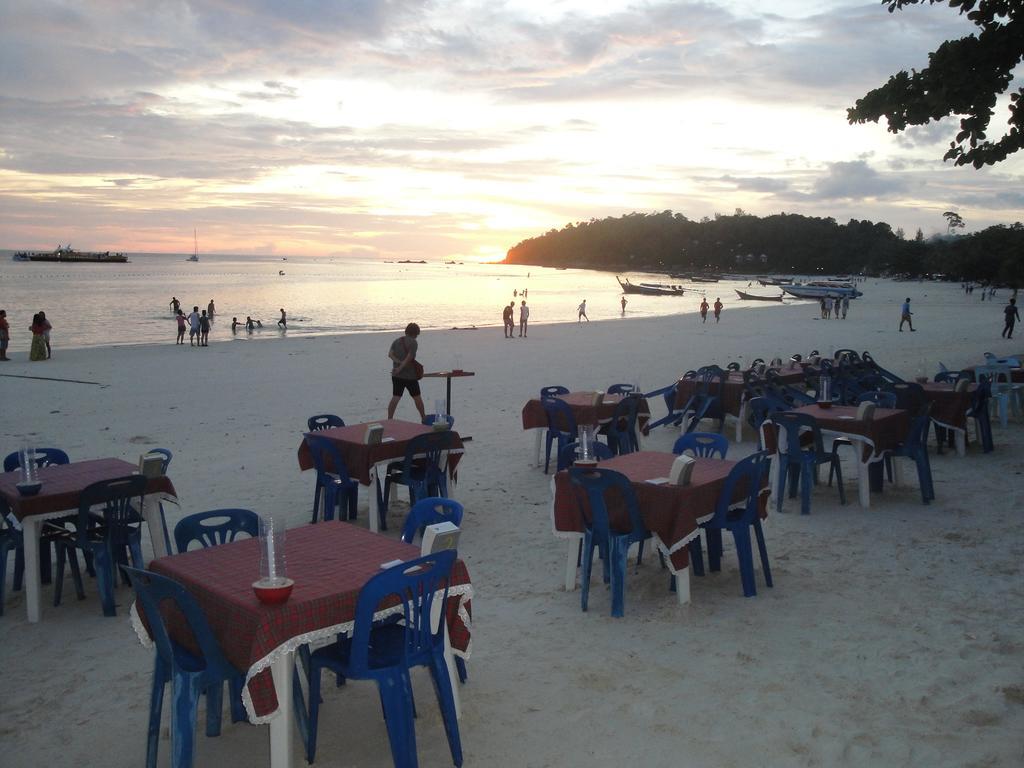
<box><xmin>400</xmin><ymin>498</ymin><xmax>464</xmax><ymax>545</ymax></box>
<box><xmin>304</xmin><ymin>435</ymin><xmax>360</xmax><ymax>525</ymax></box>
<box><xmin>770</xmin><ymin>412</ymin><xmax>845</xmax><ymax>515</ymax></box>
<box><xmin>143</xmin><ymin>448</ymin><xmax>174</xmax><ymax>557</ymax></box>
<box><xmin>539</xmin><ymin>385</ymin><xmax>569</xmax><ymax>399</ymax></box>
<box><xmin>681</xmin><ymin>392</ymin><xmax>717</xmax><ymax>434</ymax></box>
<box><xmin>53</xmin><ymin>474</ymin><xmax>148</xmax><ymax>616</ymax></box>
<box><xmin>602</xmin><ymin>395</ymin><xmax>640</xmax><ymax>455</ymax></box>
<box><xmin>966</xmin><ymin>378</ymin><xmax>994</xmax><ymax>452</ymax></box>
<box><xmin>641</xmin><ymin>381</ymin><xmax>686</xmax><ymax>432</ymax></box>
<box><xmin>174</xmin><ymin>509</ymin><xmax>260</xmax><ymax>553</ymax></box>
<box><xmin>541</xmin><ymin>398</ymin><xmax>577</xmax><ymax>474</ymax></box>
<box><xmin>384</xmin><ymin>430</ymin><xmax>459</xmax><ymax>512</ymax></box>
<box><xmin>122</xmin><ymin>566</ymin><xmax>247</xmax><ymax>768</ymax></box>
<box><xmin>606</xmin><ymin>383</ymin><xmax>636</xmax><ymax>395</ymax></box>
<box><xmin>3</xmin><ymin>447</ymin><xmax>71</xmax><ymax>590</ymax></box>
<box><xmin>697</xmin><ymin>450</ymin><xmax>774</xmax><ymax>597</ymax></box>
<box><xmin>884</xmin><ymin>404</ymin><xmax>935</xmax><ymax>504</ymax></box>
<box><xmin>556</xmin><ymin>440</ymin><xmax>613</xmax><ymax>472</ymax></box>
<box><xmin>891</xmin><ymin>382</ymin><xmax>926</xmax><ymax>413</ymax></box>
<box><xmin>568</xmin><ymin>467</ymin><xmax>649</xmax><ymax>618</ymax></box>
<box><xmin>302</xmin><ymin>551</ymin><xmax>463</xmax><ymax>767</ymax></box>
<box><xmin>307</xmin><ymin>414</ymin><xmax>345</xmax><ymax>432</ymax></box>
<box><xmin>673</xmin><ymin>432</ymin><xmax>728</xmax><ymax>459</ymax></box>
<box><xmin>860</xmin><ymin>351</ymin><xmax>905</xmax><ymax>383</ymax></box>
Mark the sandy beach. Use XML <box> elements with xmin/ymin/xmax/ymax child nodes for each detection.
<box><xmin>1</xmin><ymin>278</ymin><xmax>1022</xmax><ymax>767</ymax></box>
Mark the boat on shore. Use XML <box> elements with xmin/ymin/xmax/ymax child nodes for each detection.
<box><xmin>782</xmin><ymin>281</ymin><xmax>862</xmax><ymax>299</ymax></box>
<box><xmin>757</xmin><ymin>276</ymin><xmax>794</xmax><ymax>286</ymax></box>
<box><xmin>14</xmin><ymin>245</ymin><xmax>127</xmax><ymax>263</ymax></box>
<box><xmin>617</xmin><ymin>276</ymin><xmax>686</xmax><ymax>296</ymax></box>
<box><xmin>735</xmin><ymin>289</ymin><xmax>784</xmax><ymax>302</ymax></box>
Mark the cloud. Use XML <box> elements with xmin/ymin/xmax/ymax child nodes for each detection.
<box><xmin>719</xmin><ymin>175</ymin><xmax>791</xmax><ymax>194</ymax></box>
<box><xmin>811</xmin><ymin>160</ymin><xmax>908</xmax><ymax>200</ymax></box>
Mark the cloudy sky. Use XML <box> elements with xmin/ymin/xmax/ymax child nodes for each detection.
<box><xmin>1</xmin><ymin>1</ymin><xmax>1021</xmax><ymax>260</ymax></box>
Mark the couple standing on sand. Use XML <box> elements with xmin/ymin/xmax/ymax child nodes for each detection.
<box><xmin>0</xmin><ymin>309</ymin><xmax>52</xmax><ymax>361</ymax></box>
<box><xmin>503</xmin><ymin>301</ymin><xmax>529</xmax><ymax>337</ymax></box>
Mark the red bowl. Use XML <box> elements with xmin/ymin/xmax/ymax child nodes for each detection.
<box><xmin>252</xmin><ymin>578</ymin><xmax>294</xmax><ymax>605</ymax></box>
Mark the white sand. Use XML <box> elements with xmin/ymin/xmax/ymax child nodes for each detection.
<box><xmin>2</xmin><ymin>278</ymin><xmax>1022</xmax><ymax>767</ymax></box>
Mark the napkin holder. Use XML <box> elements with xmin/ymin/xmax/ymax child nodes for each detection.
<box><xmin>364</xmin><ymin>423</ymin><xmax>384</xmax><ymax>445</ymax></box>
<box><xmin>591</xmin><ymin>391</ymin><xmax>604</xmax><ymax>407</ymax></box>
<box><xmin>138</xmin><ymin>453</ymin><xmax>165</xmax><ymax>478</ymax></box>
<box><xmin>420</xmin><ymin>522</ymin><xmax>460</xmax><ymax>555</ymax></box>
<box><xmin>856</xmin><ymin>401</ymin><xmax>876</xmax><ymax>421</ymax></box>
<box><xmin>668</xmin><ymin>454</ymin><xmax>696</xmax><ymax>486</ymax></box>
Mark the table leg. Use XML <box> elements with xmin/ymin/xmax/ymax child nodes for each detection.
<box><xmin>955</xmin><ymin>428</ymin><xmax>966</xmax><ymax>457</ymax></box>
<box><xmin>735</xmin><ymin>402</ymin><xmax>746</xmax><ymax>443</ymax></box>
<box><xmin>533</xmin><ymin>428</ymin><xmax>542</xmax><ymax>467</ymax></box>
<box><xmin>141</xmin><ymin>496</ymin><xmax>170</xmax><ymax>559</ymax></box>
<box><xmin>269</xmin><ymin>651</ymin><xmax>296</xmax><ymax>768</ymax></box>
<box><xmin>442</xmin><ymin>624</ymin><xmax>463</xmax><ymax>720</ymax></box>
<box><xmin>857</xmin><ymin>459</ymin><xmax>871</xmax><ymax>509</ymax></box>
<box><xmin>674</xmin><ymin>566</ymin><xmax>691</xmax><ymax>605</ymax></box>
<box><xmin>367</xmin><ymin>466</ymin><xmax>381</xmax><ymax>534</ymax></box>
<box><xmin>564</xmin><ymin>539</ymin><xmax>578</xmax><ymax>591</ymax></box>
<box><xmin>23</xmin><ymin>516</ymin><xmax>43</xmax><ymax>623</ymax></box>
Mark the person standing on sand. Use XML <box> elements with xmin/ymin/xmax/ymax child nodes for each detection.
<box><xmin>38</xmin><ymin>311</ymin><xmax>52</xmax><ymax>358</ymax></box>
<box><xmin>842</xmin><ymin>296</ymin><xmax>850</xmax><ymax>320</ymax></box>
<box><xmin>208</xmin><ymin>299</ymin><xmax>216</xmax><ymax>320</ymax></box>
<box><xmin>519</xmin><ymin>300</ymin><xmax>529</xmax><ymax>337</ymax></box>
<box><xmin>819</xmin><ymin>297</ymin><xmax>827</xmax><ymax>319</ymax></box>
<box><xmin>899</xmin><ymin>297</ymin><xmax>915</xmax><ymax>331</ymax></box>
<box><xmin>1003</xmin><ymin>298</ymin><xmax>1020</xmax><ymax>339</ymax></box>
<box><xmin>187</xmin><ymin>306</ymin><xmax>201</xmax><ymax>346</ymax></box>
<box><xmin>387</xmin><ymin>322</ymin><xmax>426</xmax><ymax>420</ymax></box>
<box><xmin>713</xmin><ymin>297</ymin><xmax>723</xmax><ymax>323</ymax></box>
<box><xmin>278</xmin><ymin>308</ymin><xmax>287</xmax><ymax>329</ymax></box>
<box><xmin>0</xmin><ymin>309</ymin><xmax>10</xmax><ymax>360</ymax></box>
<box><xmin>502</xmin><ymin>302</ymin><xmax>514</xmax><ymax>338</ymax></box>
<box><xmin>199</xmin><ymin>309</ymin><xmax>211</xmax><ymax>346</ymax></box>
<box><xmin>175</xmin><ymin>309</ymin><xmax>186</xmax><ymax>344</ymax></box>
<box><xmin>699</xmin><ymin>298</ymin><xmax>709</xmax><ymax>323</ymax></box>
<box><xmin>577</xmin><ymin>300</ymin><xmax>588</xmax><ymax>322</ymax></box>
<box><xmin>28</xmin><ymin>313</ymin><xmax>47</xmax><ymax>361</ymax></box>
<box><xmin>621</xmin><ymin>296</ymin><xmax>627</xmax><ymax>315</ymax></box>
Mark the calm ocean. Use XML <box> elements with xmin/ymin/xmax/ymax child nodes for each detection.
<box><xmin>0</xmin><ymin>251</ymin><xmax>765</xmax><ymax>352</ymax></box>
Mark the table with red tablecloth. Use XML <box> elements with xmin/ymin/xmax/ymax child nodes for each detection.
<box><xmin>921</xmin><ymin>382</ymin><xmax>976</xmax><ymax>456</ymax></box>
<box><xmin>0</xmin><ymin>457</ymin><xmax>177</xmax><ymax>622</ymax></box>
<box><xmin>521</xmin><ymin>393</ymin><xmax>650</xmax><ymax>465</ymax></box>
<box><xmin>673</xmin><ymin>368</ymin><xmax>807</xmax><ymax>440</ymax></box>
<box><xmin>132</xmin><ymin>521</ymin><xmax>472</xmax><ymax>768</ymax></box>
<box><xmin>550</xmin><ymin>451</ymin><xmax>766</xmax><ymax>604</ymax></box>
<box><xmin>296</xmin><ymin>419</ymin><xmax>464</xmax><ymax>531</ymax></box>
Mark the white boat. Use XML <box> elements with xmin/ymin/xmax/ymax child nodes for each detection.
<box><xmin>782</xmin><ymin>281</ymin><xmax>862</xmax><ymax>299</ymax></box>
<box><xmin>187</xmin><ymin>229</ymin><xmax>199</xmax><ymax>261</ymax></box>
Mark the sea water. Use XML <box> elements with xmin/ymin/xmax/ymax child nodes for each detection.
<box><xmin>0</xmin><ymin>251</ymin><xmax>771</xmax><ymax>351</ymax></box>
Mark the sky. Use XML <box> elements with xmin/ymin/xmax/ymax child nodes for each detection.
<box><xmin>0</xmin><ymin>0</ymin><xmax>1021</xmax><ymax>261</ymax></box>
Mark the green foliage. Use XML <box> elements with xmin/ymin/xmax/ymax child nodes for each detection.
<box><xmin>503</xmin><ymin>209</ymin><xmax>1024</xmax><ymax>286</ymax></box>
<box><xmin>848</xmin><ymin>1</ymin><xmax>1024</xmax><ymax>167</ymax></box>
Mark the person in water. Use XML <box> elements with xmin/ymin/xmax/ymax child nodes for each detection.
<box><xmin>278</xmin><ymin>308</ymin><xmax>287</xmax><ymax>329</ymax></box>
<box><xmin>246</xmin><ymin>316</ymin><xmax>255</xmax><ymax>332</ymax></box>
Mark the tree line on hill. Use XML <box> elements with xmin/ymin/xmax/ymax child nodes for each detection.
<box><xmin>503</xmin><ymin>210</ymin><xmax>1024</xmax><ymax>286</ymax></box>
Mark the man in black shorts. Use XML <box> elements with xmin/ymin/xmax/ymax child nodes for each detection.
<box><xmin>388</xmin><ymin>322</ymin><xmax>426</xmax><ymax>420</ymax></box>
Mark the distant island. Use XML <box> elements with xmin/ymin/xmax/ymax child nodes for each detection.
<box><xmin>504</xmin><ymin>210</ymin><xmax>1024</xmax><ymax>285</ymax></box>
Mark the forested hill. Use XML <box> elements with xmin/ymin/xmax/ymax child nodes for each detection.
<box><xmin>503</xmin><ymin>210</ymin><xmax>1024</xmax><ymax>284</ymax></box>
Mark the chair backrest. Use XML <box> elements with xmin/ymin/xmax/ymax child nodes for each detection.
<box><xmin>857</xmin><ymin>390</ymin><xmax>897</xmax><ymax>408</ymax></box>
<box><xmin>541</xmin><ymin>397</ymin><xmax>577</xmax><ymax>436</ymax></box>
<box><xmin>76</xmin><ymin>475</ymin><xmax>148</xmax><ymax>545</ymax></box>
<box><xmin>683</xmin><ymin>393</ymin><xmax>715</xmax><ymax>434</ymax></box>
<box><xmin>567</xmin><ymin>467</ymin><xmax>645</xmax><ymax>544</ymax></box>
<box><xmin>174</xmin><ymin>508</ymin><xmax>261</xmax><ymax>553</ymax></box>
<box><xmin>403</xmin><ymin>430</ymin><xmax>459</xmax><ymax>482</ymax></box>
<box><xmin>696</xmin><ymin>365</ymin><xmax>726</xmax><ymax>396</ymax></box>
<box><xmin>606</xmin><ymin>383</ymin><xmax>635</xmax><ymax>395</ymax></box>
<box><xmin>746</xmin><ymin>396</ymin><xmax>785</xmax><ymax>431</ymax></box>
<box><xmin>770</xmin><ymin>412</ymin><xmax>825</xmax><ymax>456</ymax></box>
<box><xmin>607</xmin><ymin>395</ymin><xmax>640</xmax><ymax>453</ymax></box>
<box><xmin>673</xmin><ymin>432</ymin><xmax>728</xmax><ymax>459</ymax></box>
<box><xmin>347</xmin><ymin>551</ymin><xmax>457</xmax><ymax>676</ymax></box>
<box><xmin>146</xmin><ymin>448</ymin><xmax>173</xmax><ymax>474</ymax></box>
<box><xmin>122</xmin><ymin>566</ymin><xmax>234</xmax><ymax>675</ymax></box>
<box><xmin>709</xmin><ymin>450</ymin><xmax>771</xmax><ymax>527</ymax></box>
<box><xmin>307</xmin><ymin>414</ymin><xmax>345</xmax><ymax>432</ymax></box>
<box><xmin>3</xmin><ymin>447</ymin><xmax>70</xmax><ymax>473</ymax></box>
<box><xmin>304</xmin><ymin>434</ymin><xmax>354</xmax><ymax>484</ymax></box>
<box><xmin>400</xmin><ymin>498</ymin><xmax>464</xmax><ymax>544</ymax></box>
<box><xmin>540</xmin><ymin>386</ymin><xmax>569</xmax><ymax>399</ymax></box>
<box><xmin>834</xmin><ymin>349</ymin><xmax>861</xmax><ymax>363</ymax></box>
<box><xmin>557</xmin><ymin>439</ymin><xmax>613</xmax><ymax>471</ymax></box>
<box><xmin>891</xmin><ymin>382</ymin><xmax>926</xmax><ymax>412</ymax></box>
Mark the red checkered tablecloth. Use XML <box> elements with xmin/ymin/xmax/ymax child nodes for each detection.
<box><xmin>521</xmin><ymin>392</ymin><xmax>650</xmax><ymax>431</ymax></box>
<box><xmin>921</xmin><ymin>382</ymin><xmax>974</xmax><ymax>430</ymax></box>
<box><xmin>136</xmin><ymin>521</ymin><xmax>472</xmax><ymax>722</ymax></box>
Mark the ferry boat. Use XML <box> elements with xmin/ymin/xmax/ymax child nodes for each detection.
<box><xmin>13</xmin><ymin>245</ymin><xmax>127</xmax><ymax>263</ymax></box>
<box><xmin>782</xmin><ymin>281</ymin><xmax>862</xmax><ymax>299</ymax></box>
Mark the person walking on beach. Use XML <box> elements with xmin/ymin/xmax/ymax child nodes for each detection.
<box><xmin>207</xmin><ymin>299</ymin><xmax>216</xmax><ymax>320</ymax></box>
<box><xmin>577</xmin><ymin>300</ymin><xmax>588</xmax><ymax>322</ymax></box>
<box><xmin>502</xmin><ymin>302</ymin><xmax>515</xmax><ymax>338</ymax></box>
<box><xmin>278</xmin><ymin>308</ymin><xmax>287</xmax><ymax>329</ymax></box>
<box><xmin>387</xmin><ymin>322</ymin><xmax>426</xmax><ymax>420</ymax></box>
<box><xmin>175</xmin><ymin>309</ymin><xmax>186</xmax><ymax>344</ymax></box>
<box><xmin>519</xmin><ymin>300</ymin><xmax>529</xmax><ymax>337</ymax></box>
<box><xmin>899</xmin><ymin>297</ymin><xmax>915</xmax><ymax>331</ymax></box>
<box><xmin>1003</xmin><ymin>298</ymin><xmax>1020</xmax><ymax>339</ymax></box>
<box><xmin>713</xmin><ymin>297</ymin><xmax>723</xmax><ymax>323</ymax></box>
<box><xmin>842</xmin><ymin>296</ymin><xmax>850</xmax><ymax>319</ymax></box>
<box><xmin>0</xmin><ymin>309</ymin><xmax>9</xmax><ymax>361</ymax></box>
<box><xmin>199</xmin><ymin>309</ymin><xmax>211</xmax><ymax>346</ymax></box>
<box><xmin>621</xmin><ymin>296</ymin><xmax>627</xmax><ymax>316</ymax></box>
<box><xmin>170</xmin><ymin>296</ymin><xmax>180</xmax><ymax>313</ymax></box>
<box><xmin>819</xmin><ymin>297</ymin><xmax>827</xmax><ymax>319</ymax></box>
<box><xmin>187</xmin><ymin>306</ymin><xmax>201</xmax><ymax>346</ymax></box>
<box><xmin>699</xmin><ymin>298</ymin><xmax>709</xmax><ymax>323</ymax></box>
